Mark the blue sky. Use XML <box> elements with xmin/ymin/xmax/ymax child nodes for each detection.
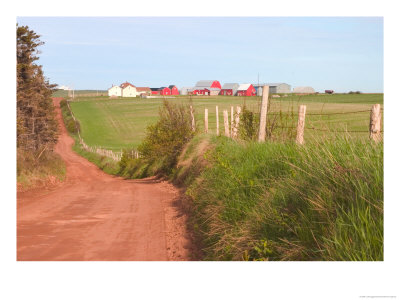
<box><xmin>17</xmin><ymin>17</ymin><xmax>383</xmax><ymax>92</ymax></box>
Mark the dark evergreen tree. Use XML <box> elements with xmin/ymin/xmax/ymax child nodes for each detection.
<box><xmin>17</xmin><ymin>24</ymin><xmax>58</xmax><ymax>151</ymax></box>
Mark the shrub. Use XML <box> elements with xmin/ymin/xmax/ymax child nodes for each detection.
<box><xmin>137</xmin><ymin>100</ymin><xmax>195</xmax><ymax>175</ymax></box>
<box><xmin>239</xmin><ymin>106</ymin><xmax>259</xmax><ymax>141</ymax></box>
<box><xmin>239</xmin><ymin>103</ymin><xmax>297</xmax><ymax>142</ymax></box>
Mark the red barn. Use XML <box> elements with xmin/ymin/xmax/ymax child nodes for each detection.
<box><xmin>193</xmin><ymin>80</ymin><xmax>221</xmax><ymax>95</ymax></box>
<box><xmin>159</xmin><ymin>87</ymin><xmax>171</xmax><ymax>95</ymax></box>
<box><xmin>168</xmin><ymin>85</ymin><xmax>179</xmax><ymax>95</ymax></box>
<box><xmin>236</xmin><ymin>84</ymin><xmax>256</xmax><ymax>96</ymax></box>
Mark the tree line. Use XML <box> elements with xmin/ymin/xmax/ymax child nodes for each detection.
<box><xmin>17</xmin><ymin>24</ymin><xmax>58</xmax><ymax>152</ymax></box>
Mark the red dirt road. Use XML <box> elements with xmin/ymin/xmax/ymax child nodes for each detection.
<box><xmin>17</xmin><ymin>99</ymin><xmax>191</xmax><ymax>261</ymax></box>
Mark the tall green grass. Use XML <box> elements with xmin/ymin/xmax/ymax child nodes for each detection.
<box><xmin>184</xmin><ymin>135</ymin><xmax>383</xmax><ymax>261</ymax></box>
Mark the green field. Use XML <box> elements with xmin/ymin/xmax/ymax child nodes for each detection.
<box><xmin>69</xmin><ymin>93</ymin><xmax>384</xmax><ymax>150</ymax></box>
<box><xmin>52</xmin><ymin>89</ymin><xmax>107</xmax><ymax>98</ymax></box>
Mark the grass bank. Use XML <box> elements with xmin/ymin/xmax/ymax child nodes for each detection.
<box><xmin>17</xmin><ymin>149</ymin><xmax>66</xmax><ymax>191</ymax></box>
<box><xmin>59</xmin><ymin>99</ymin><xmax>120</xmax><ymax>175</ymax></box>
<box><xmin>178</xmin><ymin>135</ymin><xmax>383</xmax><ymax>261</ymax></box>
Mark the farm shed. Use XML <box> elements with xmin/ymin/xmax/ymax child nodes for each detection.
<box><xmin>159</xmin><ymin>87</ymin><xmax>171</xmax><ymax>95</ymax></box>
<box><xmin>236</xmin><ymin>84</ymin><xmax>256</xmax><ymax>96</ymax></box>
<box><xmin>120</xmin><ymin>82</ymin><xmax>138</xmax><ymax>97</ymax></box>
<box><xmin>293</xmin><ymin>86</ymin><xmax>316</xmax><ymax>94</ymax></box>
<box><xmin>253</xmin><ymin>83</ymin><xmax>291</xmax><ymax>96</ymax></box>
<box><xmin>108</xmin><ymin>85</ymin><xmax>122</xmax><ymax>97</ymax></box>
<box><xmin>220</xmin><ymin>83</ymin><xmax>239</xmax><ymax>96</ymax></box>
<box><xmin>150</xmin><ymin>88</ymin><xmax>160</xmax><ymax>95</ymax></box>
<box><xmin>136</xmin><ymin>87</ymin><xmax>152</xmax><ymax>96</ymax></box>
<box><xmin>168</xmin><ymin>85</ymin><xmax>179</xmax><ymax>95</ymax></box>
<box><xmin>180</xmin><ymin>87</ymin><xmax>193</xmax><ymax>95</ymax></box>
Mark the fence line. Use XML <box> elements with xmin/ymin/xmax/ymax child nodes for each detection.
<box><xmin>200</xmin><ymin>103</ymin><xmax>383</xmax><ymax>143</ymax></box>
<box><xmin>267</xmin><ymin>109</ymin><xmax>380</xmax><ymax>116</ymax></box>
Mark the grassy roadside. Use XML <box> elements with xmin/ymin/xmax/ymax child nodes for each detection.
<box><xmin>121</xmin><ymin>132</ymin><xmax>383</xmax><ymax>261</ymax></box>
<box><xmin>17</xmin><ymin>149</ymin><xmax>66</xmax><ymax>191</ymax></box>
<box><xmin>182</xmin><ymin>135</ymin><xmax>383</xmax><ymax>261</ymax></box>
<box><xmin>64</xmin><ymin>98</ymin><xmax>384</xmax><ymax>261</ymax></box>
<box><xmin>59</xmin><ymin>99</ymin><xmax>120</xmax><ymax>175</ymax></box>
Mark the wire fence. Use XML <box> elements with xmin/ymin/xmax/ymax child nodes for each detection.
<box><xmin>201</xmin><ymin>103</ymin><xmax>383</xmax><ymax>141</ymax></box>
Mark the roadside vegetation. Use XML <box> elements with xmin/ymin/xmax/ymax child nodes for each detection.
<box><xmin>180</xmin><ymin>135</ymin><xmax>383</xmax><ymax>260</ymax></box>
<box><xmin>64</xmin><ymin>93</ymin><xmax>383</xmax><ymax>261</ymax></box>
<box><xmin>117</xmin><ymin>99</ymin><xmax>383</xmax><ymax>261</ymax></box>
<box><xmin>17</xmin><ymin>24</ymin><xmax>65</xmax><ymax>190</ymax></box>
<box><xmin>60</xmin><ymin>99</ymin><xmax>120</xmax><ymax>175</ymax></box>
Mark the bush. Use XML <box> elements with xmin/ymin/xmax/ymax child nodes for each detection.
<box><xmin>239</xmin><ymin>103</ymin><xmax>297</xmax><ymax>142</ymax></box>
<box><xmin>137</xmin><ymin>100</ymin><xmax>195</xmax><ymax>175</ymax></box>
<box><xmin>239</xmin><ymin>106</ymin><xmax>259</xmax><ymax>141</ymax></box>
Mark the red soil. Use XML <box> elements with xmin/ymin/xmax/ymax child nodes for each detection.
<box><xmin>17</xmin><ymin>99</ymin><xmax>192</xmax><ymax>261</ymax></box>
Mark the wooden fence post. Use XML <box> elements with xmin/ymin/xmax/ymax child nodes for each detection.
<box><xmin>204</xmin><ymin>108</ymin><xmax>208</xmax><ymax>133</ymax></box>
<box><xmin>232</xmin><ymin>106</ymin><xmax>241</xmax><ymax>139</ymax></box>
<box><xmin>230</xmin><ymin>106</ymin><xmax>234</xmax><ymax>136</ymax></box>
<box><xmin>223</xmin><ymin>110</ymin><xmax>230</xmax><ymax>137</ymax></box>
<box><xmin>370</xmin><ymin>104</ymin><xmax>382</xmax><ymax>142</ymax></box>
<box><xmin>216</xmin><ymin>106</ymin><xmax>219</xmax><ymax>135</ymax></box>
<box><xmin>190</xmin><ymin>105</ymin><xmax>196</xmax><ymax>132</ymax></box>
<box><xmin>258</xmin><ymin>85</ymin><xmax>269</xmax><ymax>142</ymax></box>
<box><xmin>296</xmin><ymin>105</ymin><xmax>307</xmax><ymax>145</ymax></box>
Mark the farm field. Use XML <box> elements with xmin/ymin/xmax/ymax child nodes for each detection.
<box><xmin>52</xmin><ymin>89</ymin><xmax>107</xmax><ymax>98</ymax></box>
<box><xmin>68</xmin><ymin>93</ymin><xmax>384</xmax><ymax>151</ymax></box>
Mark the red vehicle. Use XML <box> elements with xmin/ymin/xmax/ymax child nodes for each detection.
<box><xmin>325</xmin><ymin>90</ymin><xmax>334</xmax><ymax>94</ymax></box>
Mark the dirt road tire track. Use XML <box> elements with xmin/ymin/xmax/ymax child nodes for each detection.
<box><xmin>17</xmin><ymin>98</ymin><xmax>191</xmax><ymax>261</ymax></box>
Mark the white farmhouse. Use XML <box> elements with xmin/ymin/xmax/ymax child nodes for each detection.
<box><xmin>108</xmin><ymin>85</ymin><xmax>122</xmax><ymax>97</ymax></box>
<box><xmin>120</xmin><ymin>82</ymin><xmax>138</xmax><ymax>97</ymax></box>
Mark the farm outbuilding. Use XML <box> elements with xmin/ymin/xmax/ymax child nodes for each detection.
<box><xmin>293</xmin><ymin>86</ymin><xmax>316</xmax><ymax>94</ymax></box>
<box><xmin>220</xmin><ymin>83</ymin><xmax>239</xmax><ymax>96</ymax></box>
<box><xmin>108</xmin><ymin>85</ymin><xmax>122</xmax><ymax>97</ymax></box>
<box><xmin>253</xmin><ymin>83</ymin><xmax>291</xmax><ymax>96</ymax></box>
<box><xmin>150</xmin><ymin>87</ymin><xmax>171</xmax><ymax>95</ymax></box>
<box><xmin>136</xmin><ymin>87</ymin><xmax>152</xmax><ymax>96</ymax></box>
<box><xmin>192</xmin><ymin>80</ymin><xmax>222</xmax><ymax>95</ymax></box>
<box><xmin>168</xmin><ymin>85</ymin><xmax>179</xmax><ymax>95</ymax></box>
<box><xmin>150</xmin><ymin>88</ymin><xmax>160</xmax><ymax>95</ymax></box>
<box><xmin>159</xmin><ymin>87</ymin><xmax>171</xmax><ymax>95</ymax></box>
<box><xmin>180</xmin><ymin>87</ymin><xmax>193</xmax><ymax>95</ymax></box>
<box><xmin>236</xmin><ymin>84</ymin><xmax>256</xmax><ymax>96</ymax></box>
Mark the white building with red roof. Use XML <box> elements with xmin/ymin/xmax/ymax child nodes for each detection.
<box><xmin>108</xmin><ymin>84</ymin><xmax>122</xmax><ymax>97</ymax></box>
<box><xmin>120</xmin><ymin>82</ymin><xmax>138</xmax><ymax>97</ymax></box>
